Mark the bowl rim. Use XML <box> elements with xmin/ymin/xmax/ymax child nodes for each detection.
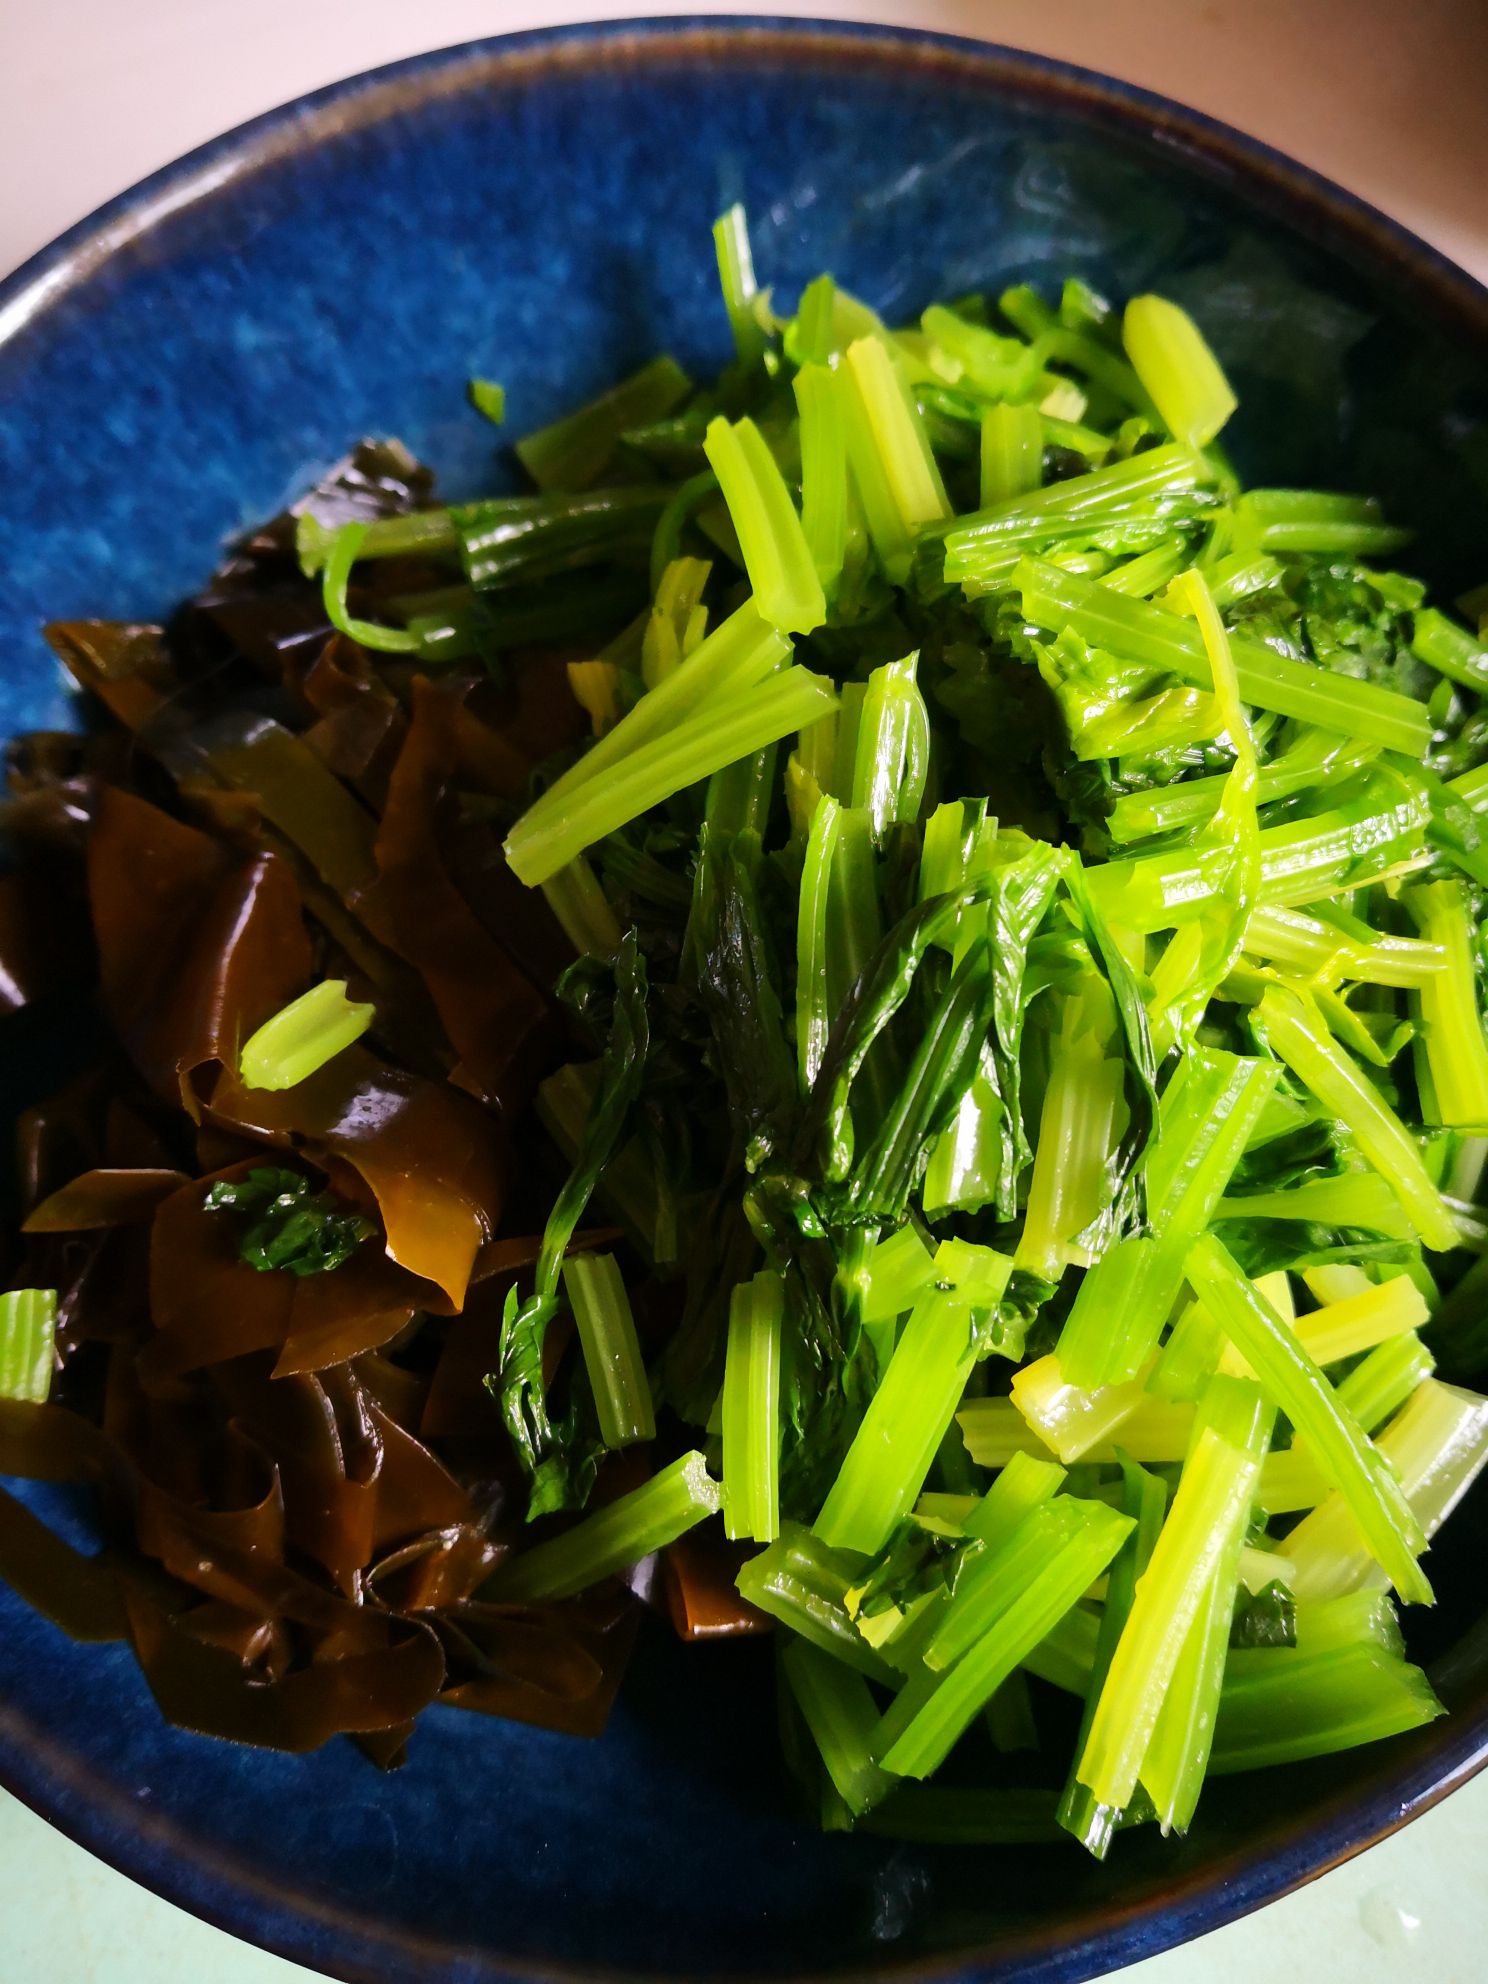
<box><xmin>1</xmin><ymin>15</ymin><xmax>1486</xmax><ymax>1984</ymax></box>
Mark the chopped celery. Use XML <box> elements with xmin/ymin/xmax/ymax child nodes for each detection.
<box><xmin>1075</xmin><ymin>1375</ymin><xmax>1268</xmax><ymax>1810</ymax></box>
<box><xmin>1184</xmin><ymin>1233</ymin><xmax>1430</xmax><ymax>1602</ymax></box>
<box><xmin>793</xmin><ymin>363</ymin><xmax>849</xmax><ymax>597</ymax></box>
<box><xmin>516</xmin><ymin>355</ymin><xmax>690</xmax><ymax>489</ymax></box>
<box><xmin>841</xmin><ymin>336</ymin><xmax>950</xmax><ymax>580</ymax></box>
<box><xmin>713</xmin><ymin>204</ymin><xmax>767</xmax><ymax>371</ymax></box>
<box><xmin>561</xmin><ymin>1252</ymin><xmax>655</xmax><ymax>1449</ymax></box>
<box><xmin>541</xmin><ymin>856</ymin><xmax>623</xmax><ymax>960</ymax></box>
<box><xmin>814</xmin><ymin>1244</ymin><xmax>1011</xmax><ymax>1555</ymax></box>
<box><xmin>722</xmin><ymin>1270</ymin><xmax>783</xmax><ymax>1542</ymax></box>
<box><xmin>239</xmin><ymin>980</ymin><xmax>374</xmax><ymax>1091</ymax></box>
<box><xmin>1406</xmin><ymin>881</ymin><xmax>1488</xmax><ymax>1131</ymax></box>
<box><xmin>1018</xmin><ymin>560</ymin><xmax>1432</xmax><ymax>754</ymax></box>
<box><xmin>980</xmin><ymin>402</ymin><xmax>1043</xmax><ymax>508</ymax></box>
<box><xmin>505</xmin><ymin>667</ymin><xmax>837</xmax><ymax>885</ymax></box>
<box><xmin>1009</xmin><ymin>1354</ymin><xmax>1155</xmax><ymax>1464</ymax></box>
<box><xmin>489</xmin><ymin>1452</ymin><xmax>721</xmax><ymax>1602</ymax></box>
<box><xmin>736</xmin><ymin>1523</ymin><xmax>897</xmax><ymax>1683</ymax></box>
<box><xmin>1210</xmin><ymin>1642</ymin><xmax>1442</xmax><ymax>1772</ymax></box>
<box><xmin>782</xmin><ymin>1637</ymin><xmax>896</xmax><ymax>1817</ymax></box>
<box><xmin>1122</xmin><ymin>294</ymin><xmax>1236</xmax><ymax>447</ymax></box>
<box><xmin>703</xmin><ymin>415</ymin><xmax>825</xmax><ymax>634</ymax></box>
<box><xmin>1015</xmin><ymin>974</ymin><xmax>1125</xmax><ymax>1279</ymax></box>
<box><xmin>1412</xmin><ymin>606</ymin><xmax>1488</xmax><ymax>693</ymax></box>
<box><xmin>1257</xmin><ymin>985</ymin><xmax>1459</xmax><ymax>1254</ymax></box>
<box><xmin>0</xmin><ymin>1290</ymin><xmax>57</xmax><ymax>1403</ymax></box>
<box><xmin>1059</xmin><ymin>1457</ymin><xmax>1168</xmax><ymax>1854</ymax></box>
<box><xmin>959</xmin><ymin>1393</ymin><xmax>1195</xmax><ymax>1467</ymax></box>
<box><xmin>1286</xmin><ymin>1377</ymin><xmax>1488</xmax><ymax>1601</ymax></box>
<box><xmin>1057</xmin><ymin>1049</ymin><xmax>1277</xmax><ymax>1388</ymax></box>
<box><xmin>858</xmin><ymin>1224</ymin><xmax>936</xmax><ymax>1326</ymax></box>
<box><xmin>849</xmin><ymin>653</ymin><xmax>931</xmax><ymax>838</ymax></box>
<box><xmin>876</xmin><ymin>1499</ymin><xmax>1132</xmax><ymax>1778</ymax></box>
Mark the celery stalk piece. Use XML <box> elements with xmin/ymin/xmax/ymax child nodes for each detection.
<box><xmin>849</xmin><ymin>653</ymin><xmax>931</xmax><ymax>838</ymax></box>
<box><xmin>1242</xmin><ymin>904</ymin><xmax>1442</xmax><ymax>992</ymax></box>
<box><xmin>1107</xmin><ymin>730</ymin><xmax>1380</xmax><ymax>844</ymax></box>
<box><xmin>567</xmin><ymin>660</ymin><xmax>625</xmax><ymax>735</ymax></box>
<box><xmin>980</xmin><ymin>402</ymin><xmax>1044</xmax><ymax>507</ymax></box>
<box><xmin>928</xmin><ymin>1495</ymin><xmax>1086</xmax><ymax>1672</ymax></box>
<box><xmin>1089</xmin><ymin>768</ymin><xmax>1432</xmax><ymax>933</ymax></box>
<box><xmin>985</xmin><ymin>1671</ymin><xmax>1038</xmax><ymax>1753</ymax></box>
<box><xmin>1256</xmin><ymin>985</ymin><xmax>1459</xmax><ymax>1254</ymax></box>
<box><xmin>1151</xmin><ymin>1299</ymin><xmax>1225</xmax><ymax>1403</ymax></box>
<box><xmin>782</xmin><ymin>1637</ymin><xmax>896</xmax><ymax>1818</ymax></box>
<box><xmin>814</xmin><ymin>1244</ymin><xmax>1012</xmax><ymax>1556</ymax></box>
<box><xmin>1075</xmin><ymin>1375</ymin><xmax>1268</xmax><ymax>1812</ymax></box>
<box><xmin>942</xmin><ymin>441</ymin><xmax>1210</xmax><ymax>573</ymax></box>
<box><xmin>713</xmin><ymin>203</ymin><xmax>767</xmax><ymax>370</ymax></box>
<box><xmin>642</xmin><ymin>555</ymin><xmax>712</xmax><ymax>688</ymax></box>
<box><xmin>1184</xmin><ymin>1233</ymin><xmax>1430</xmax><ymax>1602</ymax></box>
<box><xmin>1141</xmin><ymin>1503</ymin><xmax>1251</xmax><ymax>1833</ymax></box>
<box><xmin>1100</xmin><ymin>539</ymin><xmax>1190</xmax><ymax>598</ymax></box>
<box><xmin>1406</xmin><ymin>881</ymin><xmax>1488</xmax><ymax>1131</ymax></box>
<box><xmin>1059</xmin><ymin>1456</ymin><xmax>1168</xmax><ymax>1854</ymax></box>
<box><xmin>1412</xmin><ymin>605</ymin><xmax>1488</xmax><ymax>692</ymax></box>
<box><xmin>531</xmin><ymin>600</ymin><xmax>791</xmax><ymax>817</ymax></box>
<box><xmin>1293</xmin><ymin>1590</ymin><xmax>1404</xmax><ymax>1656</ymax></box>
<box><xmin>1122</xmin><ymin>294</ymin><xmax>1236</xmax><ymax>447</ymax></box>
<box><xmin>1286</xmin><ymin>1377</ymin><xmax>1488</xmax><ymax>1602</ymax></box>
<box><xmin>961</xmin><ymin>1448</ymin><xmax>1067</xmax><ymax>1549</ymax></box>
<box><xmin>1056</xmin><ymin>1048</ymin><xmax>1277</xmax><ymax>1388</ymax></box>
<box><xmin>796</xmin><ymin>795</ymin><xmax>842</xmax><ymax>1089</ymax></box>
<box><xmin>540</xmin><ymin>856</ymin><xmax>623</xmax><ymax>961</ymax></box>
<box><xmin>703</xmin><ymin>415</ymin><xmax>826</xmax><ymax>635</ymax></box>
<box><xmin>1336</xmin><ymin>1331</ymin><xmax>1435</xmax><ymax>1433</ymax></box>
<box><xmin>722</xmin><ymin>1269</ymin><xmax>783</xmax><ymax>1543</ymax></box>
<box><xmin>859</xmin><ymin>1223</ymin><xmax>937</xmax><ymax>1327</ymax></box>
<box><xmin>736</xmin><ymin>1523</ymin><xmax>897</xmax><ymax>1682</ymax></box>
<box><xmin>841</xmin><ymin>336</ymin><xmax>950</xmax><ymax>581</ymax></box>
<box><xmin>1143</xmin><ymin>568</ymin><xmax>1258</xmax><ymax>1052</ymax></box>
<box><xmin>1017</xmin><ymin>559</ymin><xmax>1432</xmax><ymax>754</ymax></box>
<box><xmin>239</xmin><ymin>980</ymin><xmax>374</xmax><ymax>1091</ymax></box>
<box><xmin>1010</xmin><ymin>1354</ymin><xmax>1156</xmax><ymax>1464</ymax></box>
<box><xmin>1257</xmin><ymin>1445</ymin><xmax>1330</xmax><ymax>1514</ymax></box>
<box><xmin>1209</xmin><ymin>1643</ymin><xmax>1443</xmax><ymax>1773</ymax></box>
<box><xmin>875</xmin><ymin>1500</ymin><xmax>1132</xmax><ymax>1779</ymax></box>
<box><xmin>1232</xmin><ymin>489</ymin><xmax>1411</xmax><ymax>558</ymax></box>
<box><xmin>959</xmin><ymin>1394</ymin><xmax>1195</xmax><ymax>1467</ymax></box>
<box><xmin>1291</xmin><ymin>1275</ymin><xmax>1428</xmax><ymax>1369</ymax></box>
<box><xmin>560</xmin><ymin>1252</ymin><xmax>655</xmax><ymax>1450</ymax></box>
<box><xmin>793</xmin><ymin>362</ymin><xmax>849</xmax><ymax>599</ymax></box>
<box><xmin>1025</xmin><ymin>1604</ymin><xmax>1102</xmax><ymax>1696</ymax></box>
<box><xmin>516</xmin><ymin>354</ymin><xmax>691</xmax><ymax>489</ymax></box>
<box><xmin>506</xmin><ymin>667</ymin><xmax>837</xmax><ymax>885</ymax></box>
<box><xmin>1015</xmin><ymin>975</ymin><xmax>1125</xmax><ymax>1279</ymax></box>
<box><xmin>489</xmin><ymin>1451</ymin><xmax>721</xmax><ymax>1602</ymax></box>
<box><xmin>0</xmin><ymin>1290</ymin><xmax>57</xmax><ymax>1403</ymax></box>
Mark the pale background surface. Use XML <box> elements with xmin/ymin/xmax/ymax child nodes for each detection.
<box><xmin>1</xmin><ymin>3</ymin><xmax>1487</xmax><ymax>1980</ymax></box>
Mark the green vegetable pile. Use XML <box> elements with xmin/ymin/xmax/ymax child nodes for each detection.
<box><xmin>298</xmin><ymin>210</ymin><xmax>1488</xmax><ymax>1848</ymax></box>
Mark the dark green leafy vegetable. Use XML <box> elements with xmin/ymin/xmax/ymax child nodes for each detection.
<box><xmin>204</xmin><ymin>1167</ymin><xmax>376</xmax><ymax>1276</ymax></box>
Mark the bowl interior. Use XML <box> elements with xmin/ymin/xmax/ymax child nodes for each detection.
<box><xmin>1</xmin><ymin>21</ymin><xmax>1487</xmax><ymax>1984</ymax></box>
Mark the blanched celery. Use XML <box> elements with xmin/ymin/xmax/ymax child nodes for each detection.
<box><xmin>722</xmin><ymin>1270</ymin><xmax>783</xmax><ymax>1543</ymax></box>
<box><xmin>1184</xmin><ymin>1234</ymin><xmax>1430</xmax><ymax>1603</ymax></box>
<box><xmin>1075</xmin><ymin>1375</ymin><xmax>1268</xmax><ymax>1811</ymax></box>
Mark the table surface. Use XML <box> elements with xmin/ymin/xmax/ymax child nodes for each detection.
<box><xmin>2</xmin><ymin>4</ymin><xmax>1487</xmax><ymax>1981</ymax></box>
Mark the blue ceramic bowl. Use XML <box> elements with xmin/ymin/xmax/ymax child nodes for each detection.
<box><xmin>2</xmin><ymin>18</ymin><xmax>1487</xmax><ymax>1983</ymax></box>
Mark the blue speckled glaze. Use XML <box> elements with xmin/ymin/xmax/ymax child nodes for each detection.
<box><xmin>1</xmin><ymin>18</ymin><xmax>1487</xmax><ymax>1984</ymax></box>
